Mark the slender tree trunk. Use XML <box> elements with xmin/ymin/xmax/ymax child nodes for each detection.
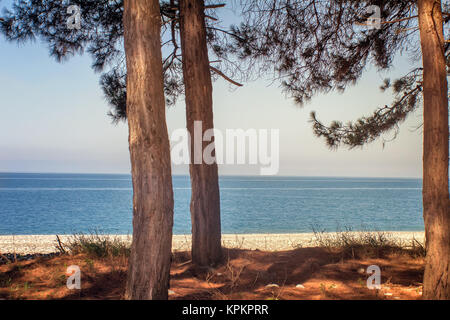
<box><xmin>418</xmin><ymin>0</ymin><xmax>450</xmax><ymax>300</ymax></box>
<box><xmin>179</xmin><ymin>0</ymin><xmax>222</xmax><ymax>267</ymax></box>
<box><xmin>123</xmin><ymin>0</ymin><xmax>174</xmax><ymax>300</ymax></box>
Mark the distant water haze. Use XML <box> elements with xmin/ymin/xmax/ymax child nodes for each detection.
<box><xmin>0</xmin><ymin>173</ymin><xmax>424</xmax><ymax>235</ymax></box>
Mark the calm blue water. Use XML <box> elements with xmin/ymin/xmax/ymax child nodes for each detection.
<box><xmin>0</xmin><ymin>173</ymin><xmax>424</xmax><ymax>235</ymax></box>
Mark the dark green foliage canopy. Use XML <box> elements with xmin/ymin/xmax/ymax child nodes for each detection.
<box><xmin>231</xmin><ymin>0</ymin><xmax>449</xmax><ymax>148</ymax></box>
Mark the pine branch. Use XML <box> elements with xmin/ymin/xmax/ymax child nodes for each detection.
<box><xmin>382</xmin><ymin>15</ymin><xmax>418</xmax><ymax>24</ymax></box>
<box><xmin>310</xmin><ymin>71</ymin><xmax>424</xmax><ymax>149</ymax></box>
<box><xmin>205</xmin><ymin>4</ymin><xmax>226</xmax><ymax>10</ymax></box>
<box><xmin>205</xmin><ymin>15</ymin><xmax>218</xmax><ymax>21</ymax></box>
<box><xmin>210</xmin><ymin>66</ymin><xmax>243</xmax><ymax>87</ymax></box>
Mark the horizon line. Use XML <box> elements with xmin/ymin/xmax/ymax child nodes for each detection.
<box><xmin>0</xmin><ymin>171</ymin><xmax>422</xmax><ymax>179</ymax></box>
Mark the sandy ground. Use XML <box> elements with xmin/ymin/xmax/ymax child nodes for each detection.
<box><xmin>0</xmin><ymin>246</ymin><xmax>426</xmax><ymax>300</ymax></box>
<box><xmin>0</xmin><ymin>231</ymin><xmax>425</xmax><ymax>254</ymax></box>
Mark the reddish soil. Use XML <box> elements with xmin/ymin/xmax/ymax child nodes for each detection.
<box><xmin>0</xmin><ymin>247</ymin><xmax>424</xmax><ymax>300</ymax></box>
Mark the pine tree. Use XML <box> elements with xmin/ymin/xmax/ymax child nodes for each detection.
<box><xmin>232</xmin><ymin>0</ymin><xmax>449</xmax><ymax>299</ymax></box>
<box><xmin>123</xmin><ymin>0</ymin><xmax>174</xmax><ymax>299</ymax></box>
<box><xmin>180</xmin><ymin>0</ymin><xmax>223</xmax><ymax>266</ymax></box>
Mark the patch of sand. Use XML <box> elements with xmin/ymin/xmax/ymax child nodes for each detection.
<box><xmin>0</xmin><ymin>231</ymin><xmax>425</xmax><ymax>254</ymax></box>
<box><xmin>0</xmin><ymin>247</ymin><xmax>425</xmax><ymax>300</ymax></box>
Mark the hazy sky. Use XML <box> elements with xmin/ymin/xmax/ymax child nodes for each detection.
<box><xmin>0</xmin><ymin>2</ymin><xmax>424</xmax><ymax>177</ymax></box>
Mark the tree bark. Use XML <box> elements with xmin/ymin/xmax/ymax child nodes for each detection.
<box><xmin>179</xmin><ymin>0</ymin><xmax>223</xmax><ymax>267</ymax></box>
<box><xmin>418</xmin><ymin>0</ymin><xmax>450</xmax><ymax>300</ymax></box>
<box><xmin>123</xmin><ymin>0</ymin><xmax>174</xmax><ymax>300</ymax></box>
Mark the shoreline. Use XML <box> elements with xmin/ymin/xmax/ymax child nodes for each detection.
<box><xmin>0</xmin><ymin>231</ymin><xmax>425</xmax><ymax>254</ymax></box>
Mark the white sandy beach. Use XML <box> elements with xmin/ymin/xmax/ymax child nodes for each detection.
<box><xmin>0</xmin><ymin>231</ymin><xmax>425</xmax><ymax>254</ymax></box>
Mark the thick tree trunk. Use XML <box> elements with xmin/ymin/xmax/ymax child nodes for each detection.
<box><xmin>123</xmin><ymin>0</ymin><xmax>174</xmax><ymax>300</ymax></box>
<box><xmin>418</xmin><ymin>0</ymin><xmax>450</xmax><ymax>300</ymax></box>
<box><xmin>179</xmin><ymin>0</ymin><xmax>222</xmax><ymax>267</ymax></box>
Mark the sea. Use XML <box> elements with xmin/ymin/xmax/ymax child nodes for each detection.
<box><xmin>0</xmin><ymin>173</ymin><xmax>424</xmax><ymax>235</ymax></box>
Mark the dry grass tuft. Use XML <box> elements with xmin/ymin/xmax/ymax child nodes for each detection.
<box><xmin>311</xmin><ymin>228</ymin><xmax>426</xmax><ymax>259</ymax></box>
<box><xmin>62</xmin><ymin>233</ymin><xmax>131</xmax><ymax>258</ymax></box>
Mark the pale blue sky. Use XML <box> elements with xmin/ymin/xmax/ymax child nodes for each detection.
<box><xmin>0</xmin><ymin>2</ymin><xmax>424</xmax><ymax>177</ymax></box>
